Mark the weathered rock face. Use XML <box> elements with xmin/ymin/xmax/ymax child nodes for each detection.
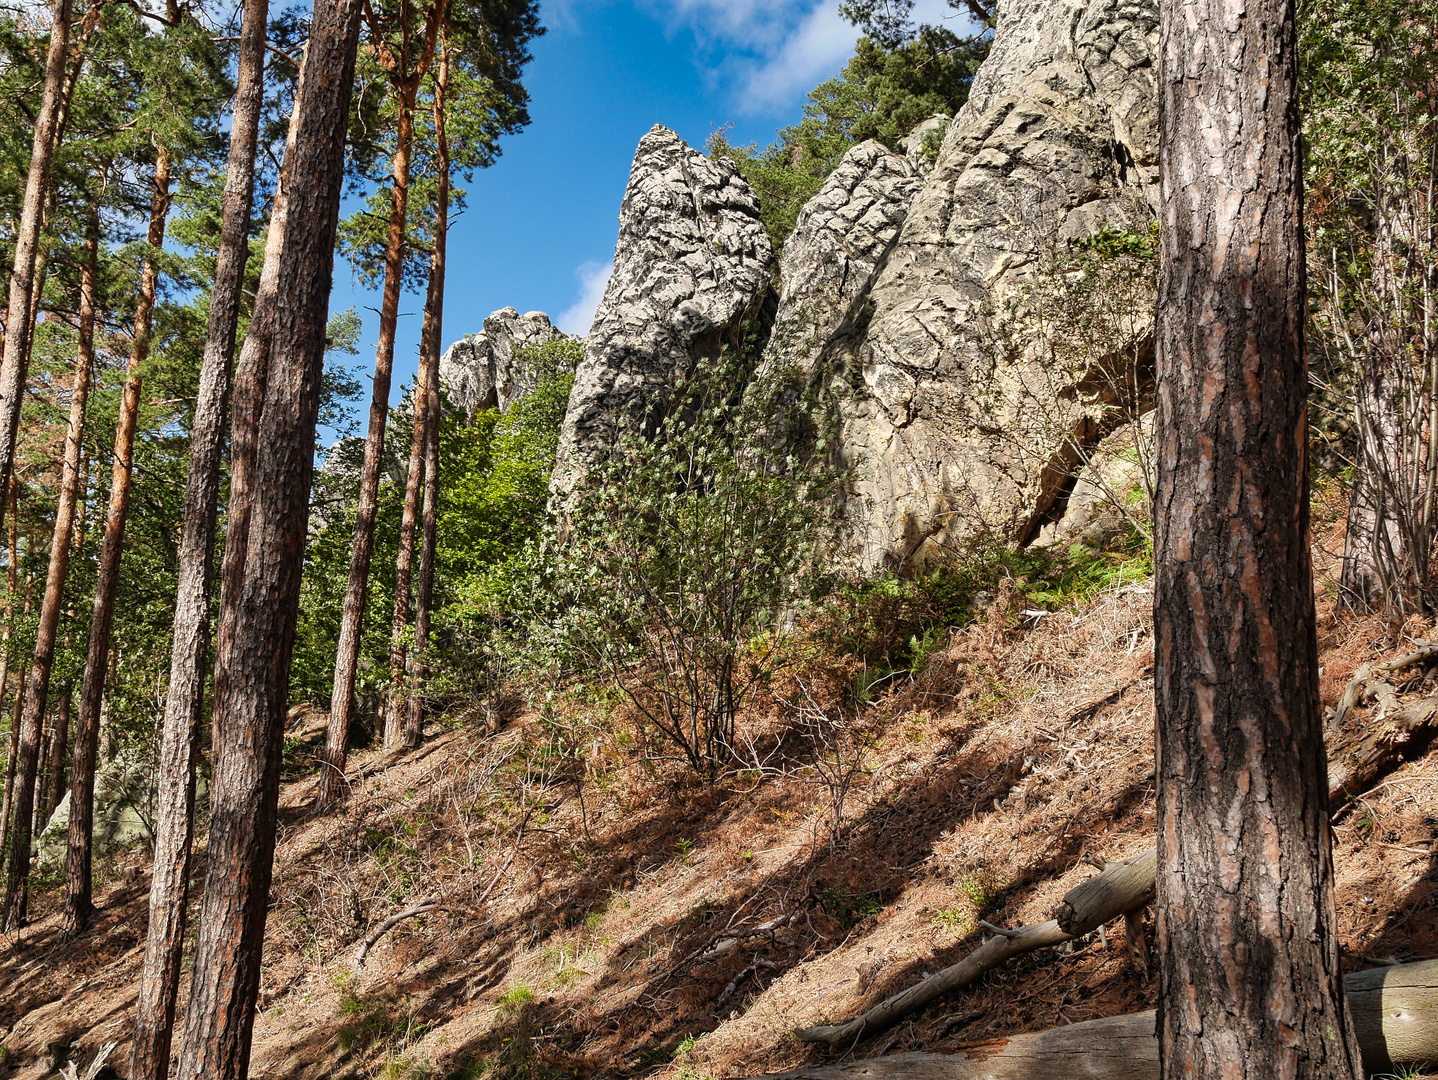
<box><xmin>440</xmin><ymin>307</ymin><xmax>565</xmax><ymax>421</ymax></box>
<box><xmin>902</xmin><ymin>114</ymin><xmax>950</xmax><ymax>178</ymax></box>
<box><xmin>816</xmin><ymin>0</ymin><xmax>1160</xmax><ymax>566</ymax></box>
<box><xmin>552</xmin><ymin>125</ymin><xmax>774</xmax><ymax>494</ymax></box>
<box><xmin>760</xmin><ymin>140</ymin><xmax>922</xmax><ymax>383</ymax></box>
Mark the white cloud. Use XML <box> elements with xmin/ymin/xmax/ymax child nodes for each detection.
<box><xmin>556</xmin><ymin>260</ymin><xmax>614</xmax><ymax>336</ymax></box>
<box><xmin>735</xmin><ymin>4</ymin><xmax>857</xmax><ymax>113</ymax></box>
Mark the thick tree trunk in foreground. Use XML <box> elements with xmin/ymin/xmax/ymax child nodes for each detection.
<box><xmin>64</xmin><ymin>145</ymin><xmax>172</xmax><ymax>937</ymax></box>
<box><xmin>319</xmin><ymin>89</ymin><xmax>418</xmax><ymax>800</ymax></box>
<box><xmin>174</xmin><ymin>0</ymin><xmax>364</xmax><ymax>1072</ymax></box>
<box><xmin>0</xmin><ymin>0</ymin><xmax>73</xmax><ymax>547</ymax></box>
<box><xmin>130</xmin><ymin>0</ymin><xmax>268</xmax><ymax>1070</ymax></box>
<box><xmin>1152</xmin><ymin>1</ymin><xmax>1359</xmax><ymax>1078</ymax></box>
<box><xmin>1</xmin><ymin>216</ymin><xmax>96</xmax><ymax>930</ymax></box>
<box><xmin>406</xmin><ymin>46</ymin><xmax>449</xmax><ymax>750</ymax></box>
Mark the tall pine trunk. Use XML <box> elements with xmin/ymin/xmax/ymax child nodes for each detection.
<box><xmin>316</xmin><ymin>84</ymin><xmax>419</xmax><ymax>807</ymax></box>
<box><xmin>0</xmin><ymin>0</ymin><xmax>74</xmax><ymax>545</ymax></box>
<box><xmin>129</xmin><ymin>3</ymin><xmax>268</xmax><ymax>1067</ymax></box>
<box><xmin>63</xmin><ymin>144</ymin><xmax>171</xmax><ymax>936</ymax></box>
<box><xmin>0</xmin><ymin>204</ymin><xmax>96</xmax><ymax>931</ymax></box>
<box><xmin>1153</xmin><ymin>0</ymin><xmax>1361</xmax><ymax>1077</ymax></box>
<box><xmin>406</xmin><ymin>45</ymin><xmax>449</xmax><ymax>749</ymax></box>
<box><xmin>0</xmin><ymin>481</ymin><xmax>18</xmax><ymax>855</ymax></box>
<box><xmin>175</xmin><ymin>0</ymin><xmax>365</xmax><ymax>1070</ymax></box>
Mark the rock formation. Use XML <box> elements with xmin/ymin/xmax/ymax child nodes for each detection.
<box><xmin>552</xmin><ymin>125</ymin><xmax>774</xmax><ymax>495</ymax></box>
<box><xmin>798</xmin><ymin>0</ymin><xmax>1161</xmax><ymax>567</ymax></box>
<box><xmin>902</xmin><ymin>114</ymin><xmax>950</xmax><ymax>178</ymax></box>
<box><xmin>440</xmin><ymin>307</ymin><xmax>566</xmax><ymax>421</ymax></box>
<box><xmin>760</xmin><ymin>141</ymin><xmax>922</xmax><ymax>384</ymax></box>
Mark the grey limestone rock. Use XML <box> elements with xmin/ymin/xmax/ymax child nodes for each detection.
<box><xmin>552</xmin><ymin>125</ymin><xmax>774</xmax><ymax>495</ymax></box>
<box><xmin>823</xmin><ymin>0</ymin><xmax>1160</xmax><ymax>567</ymax></box>
<box><xmin>440</xmin><ymin>307</ymin><xmax>566</xmax><ymax>421</ymax></box>
<box><xmin>760</xmin><ymin>140</ymin><xmax>923</xmax><ymax>384</ymax></box>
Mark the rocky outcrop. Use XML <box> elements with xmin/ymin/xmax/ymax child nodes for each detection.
<box><xmin>552</xmin><ymin>125</ymin><xmax>774</xmax><ymax>495</ymax></box>
<box><xmin>815</xmin><ymin>0</ymin><xmax>1160</xmax><ymax>567</ymax></box>
<box><xmin>440</xmin><ymin>308</ymin><xmax>566</xmax><ymax>421</ymax></box>
<box><xmin>902</xmin><ymin>114</ymin><xmax>950</xmax><ymax>177</ymax></box>
<box><xmin>760</xmin><ymin>141</ymin><xmax>922</xmax><ymax>383</ymax></box>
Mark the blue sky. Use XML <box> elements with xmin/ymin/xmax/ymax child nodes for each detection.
<box><xmin>324</xmin><ymin>0</ymin><xmax>957</xmax><ymax>443</ymax></box>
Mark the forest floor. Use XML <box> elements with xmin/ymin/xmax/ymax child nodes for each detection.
<box><xmin>1</xmin><ymin>535</ymin><xmax>1436</xmax><ymax>1079</ymax></box>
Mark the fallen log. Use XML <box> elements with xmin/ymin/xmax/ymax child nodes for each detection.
<box><xmin>796</xmin><ymin>849</ymin><xmax>1157</xmax><ymax>1045</ymax></box>
<box><xmin>1328</xmin><ymin>696</ymin><xmax>1438</xmax><ymax>805</ymax></box>
<box><xmin>773</xmin><ymin>959</ymin><xmax>1438</xmax><ymax>1078</ymax></box>
<box><xmin>1330</xmin><ymin>641</ymin><xmax>1438</xmax><ymax>733</ymax></box>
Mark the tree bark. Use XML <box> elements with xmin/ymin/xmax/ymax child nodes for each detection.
<box><xmin>405</xmin><ymin>43</ymin><xmax>449</xmax><ymax>751</ymax></box>
<box><xmin>1152</xmin><ymin>1</ymin><xmax>1360</xmax><ymax>1078</ymax></box>
<box><xmin>174</xmin><ymin>0</ymin><xmax>365</xmax><ymax>1071</ymax></box>
<box><xmin>38</xmin><ymin>687</ymin><xmax>69</xmax><ymax>828</ymax></box>
<box><xmin>321</xmin><ymin>86</ymin><xmax>418</xmax><ymax>789</ymax></box>
<box><xmin>63</xmin><ymin>143</ymin><xmax>172</xmax><ymax>937</ymax></box>
<box><xmin>0</xmin><ymin>480</ymin><xmax>19</xmax><ymax>857</ymax></box>
<box><xmin>1</xmin><ymin>207</ymin><xmax>96</xmax><ymax>930</ymax></box>
<box><xmin>0</xmin><ymin>0</ymin><xmax>74</xmax><ymax>547</ymax></box>
<box><xmin>129</xmin><ymin>1</ymin><xmax>268</xmax><ymax>1071</ymax></box>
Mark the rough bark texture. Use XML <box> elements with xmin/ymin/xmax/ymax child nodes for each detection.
<box><xmin>63</xmin><ymin>144</ymin><xmax>171</xmax><ymax>936</ymax></box>
<box><xmin>0</xmin><ymin>0</ymin><xmax>73</xmax><ymax>546</ymax></box>
<box><xmin>174</xmin><ymin>0</ymin><xmax>364</xmax><ymax>1071</ymax></box>
<box><xmin>767</xmin><ymin>961</ymin><xmax>1438</xmax><ymax>1080</ymax></box>
<box><xmin>1152</xmin><ymin>0</ymin><xmax>1359</xmax><ymax>1077</ymax></box>
<box><xmin>129</xmin><ymin>0</ymin><xmax>268</xmax><ymax>1069</ymax></box>
<box><xmin>38</xmin><ymin>687</ymin><xmax>69</xmax><ymax>829</ymax></box>
<box><xmin>406</xmin><ymin>45</ymin><xmax>448</xmax><ymax>749</ymax></box>
<box><xmin>1</xmin><ymin>216</ymin><xmax>95</xmax><ymax>931</ymax></box>
<box><xmin>0</xmin><ymin>480</ymin><xmax>18</xmax><ymax>858</ymax></box>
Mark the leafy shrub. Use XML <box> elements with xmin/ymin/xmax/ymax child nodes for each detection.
<box><xmin>528</xmin><ymin>352</ymin><xmax>842</xmax><ymax>777</ymax></box>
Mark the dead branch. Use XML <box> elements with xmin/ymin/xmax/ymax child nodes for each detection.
<box><xmin>769</xmin><ymin>960</ymin><xmax>1438</xmax><ymax>1078</ymax></box>
<box><xmin>1330</xmin><ymin>641</ymin><xmax>1438</xmax><ymax>732</ymax></box>
<box><xmin>1328</xmin><ymin>696</ymin><xmax>1438</xmax><ymax>804</ymax></box>
<box><xmin>795</xmin><ymin>850</ymin><xmax>1156</xmax><ymax>1045</ymax></box>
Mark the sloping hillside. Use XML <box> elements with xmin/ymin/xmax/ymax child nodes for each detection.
<box><xmin>2</xmin><ymin>539</ymin><xmax>1435</xmax><ymax>1080</ymax></box>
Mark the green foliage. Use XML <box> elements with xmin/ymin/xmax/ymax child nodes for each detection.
<box><xmin>525</xmin><ymin>351</ymin><xmax>842</xmax><ymax>777</ymax></box>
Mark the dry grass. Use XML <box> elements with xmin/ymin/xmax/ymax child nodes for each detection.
<box><xmin>0</xmin><ymin>548</ymin><xmax>1434</xmax><ymax>1080</ymax></box>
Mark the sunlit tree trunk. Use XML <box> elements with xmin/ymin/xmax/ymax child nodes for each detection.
<box><xmin>38</xmin><ymin>687</ymin><xmax>69</xmax><ymax>828</ymax></box>
<box><xmin>1153</xmin><ymin>0</ymin><xmax>1361</xmax><ymax>1077</ymax></box>
<box><xmin>406</xmin><ymin>43</ymin><xmax>449</xmax><ymax>749</ymax></box>
<box><xmin>0</xmin><ymin>0</ymin><xmax>80</xmax><ymax>544</ymax></box>
<box><xmin>130</xmin><ymin>2</ymin><xmax>269</xmax><ymax>1069</ymax></box>
<box><xmin>175</xmin><ymin>0</ymin><xmax>365</xmax><ymax>1070</ymax></box>
<box><xmin>0</xmin><ymin>479</ymin><xmax>19</xmax><ymax>854</ymax></box>
<box><xmin>0</xmin><ymin>199</ymin><xmax>96</xmax><ymax>930</ymax></box>
<box><xmin>63</xmin><ymin>144</ymin><xmax>171</xmax><ymax>936</ymax></box>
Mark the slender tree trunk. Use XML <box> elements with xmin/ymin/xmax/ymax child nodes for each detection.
<box><xmin>0</xmin><ymin>0</ymin><xmax>73</xmax><ymax>546</ymax></box>
<box><xmin>1152</xmin><ymin>1</ymin><xmax>1361</xmax><ymax>1078</ymax></box>
<box><xmin>316</xmin><ymin>87</ymin><xmax>419</xmax><ymax>809</ymax></box>
<box><xmin>0</xmin><ymin>203</ymin><xmax>95</xmax><ymax>930</ymax></box>
<box><xmin>174</xmin><ymin>0</ymin><xmax>364</xmax><ymax>1071</ymax></box>
<box><xmin>130</xmin><ymin>2</ymin><xmax>269</xmax><ymax>1069</ymax></box>
<box><xmin>405</xmin><ymin>46</ymin><xmax>448</xmax><ymax>750</ymax></box>
<box><xmin>63</xmin><ymin>144</ymin><xmax>172</xmax><ymax>936</ymax></box>
<box><xmin>0</xmin><ymin>480</ymin><xmax>18</xmax><ymax>855</ymax></box>
<box><xmin>39</xmin><ymin>687</ymin><xmax>69</xmax><ymax>827</ymax></box>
